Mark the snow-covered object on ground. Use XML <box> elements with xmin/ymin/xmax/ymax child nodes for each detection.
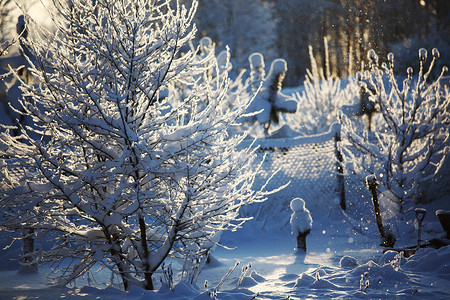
<box><xmin>340</xmin><ymin>255</ymin><xmax>358</xmax><ymax>267</ymax></box>
<box><xmin>290</xmin><ymin>198</ymin><xmax>313</xmax><ymax>235</ymax></box>
<box><xmin>240</xmin><ymin>57</ymin><xmax>298</xmax><ymax>129</ymax></box>
<box><xmin>199</xmin><ymin>36</ymin><xmax>213</xmax><ymax>57</ymax></box>
<box><xmin>290</xmin><ymin>198</ymin><xmax>312</xmax><ymax>252</ymax></box>
<box><xmin>436</xmin><ymin>210</ymin><xmax>450</xmax><ymax>238</ymax></box>
<box><xmin>265</xmin><ymin>124</ymin><xmax>302</xmax><ymax>139</ymax></box>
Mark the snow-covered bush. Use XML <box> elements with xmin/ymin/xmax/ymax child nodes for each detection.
<box><xmin>288</xmin><ymin>45</ymin><xmax>358</xmax><ymax>135</ymax></box>
<box><xmin>341</xmin><ymin>48</ymin><xmax>450</xmax><ymax>215</ymax></box>
<box><xmin>0</xmin><ymin>0</ymin><xmax>270</xmax><ymax>291</ymax></box>
<box><xmin>239</xmin><ymin>56</ymin><xmax>297</xmax><ymax>132</ymax></box>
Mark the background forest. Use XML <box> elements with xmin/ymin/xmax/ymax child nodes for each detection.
<box><xmin>190</xmin><ymin>0</ymin><xmax>450</xmax><ymax>85</ymax></box>
<box><xmin>1</xmin><ymin>0</ymin><xmax>449</xmax><ymax>85</ymax></box>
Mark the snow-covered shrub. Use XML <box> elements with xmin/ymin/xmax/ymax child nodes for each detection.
<box><xmin>341</xmin><ymin>48</ymin><xmax>450</xmax><ymax>215</ymax></box>
<box><xmin>0</xmin><ymin>0</ymin><xmax>270</xmax><ymax>291</ymax></box>
<box><xmin>288</xmin><ymin>45</ymin><xmax>358</xmax><ymax>135</ymax></box>
<box><xmin>239</xmin><ymin>56</ymin><xmax>297</xmax><ymax>132</ymax></box>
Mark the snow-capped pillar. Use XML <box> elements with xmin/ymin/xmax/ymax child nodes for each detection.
<box><xmin>415</xmin><ymin>208</ymin><xmax>426</xmax><ymax>249</ymax></box>
<box><xmin>290</xmin><ymin>198</ymin><xmax>312</xmax><ymax>252</ymax></box>
<box><xmin>249</xmin><ymin>52</ymin><xmax>265</xmax><ymax>91</ymax></box>
<box><xmin>436</xmin><ymin>210</ymin><xmax>450</xmax><ymax>239</ymax></box>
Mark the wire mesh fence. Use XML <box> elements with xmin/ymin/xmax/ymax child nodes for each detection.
<box><xmin>240</xmin><ymin>124</ymin><xmax>345</xmax><ymax>228</ymax></box>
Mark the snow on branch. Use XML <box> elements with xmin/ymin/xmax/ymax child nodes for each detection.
<box><xmin>341</xmin><ymin>48</ymin><xmax>449</xmax><ymax>215</ymax></box>
<box><xmin>0</xmin><ymin>0</ymin><xmax>275</xmax><ymax>291</ymax></box>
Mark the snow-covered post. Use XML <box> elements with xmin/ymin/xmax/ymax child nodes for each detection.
<box><xmin>18</xmin><ymin>228</ymin><xmax>38</xmax><ymax>274</ymax></box>
<box><xmin>333</xmin><ymin>123</ymin><xmax>346</xmax><ymax>210</ymax></box>
<box><xmin>366</xmin><ymin>175</ymin><xmax>396</xmax><ymax>248</ymax></box>
<box><xmin>290</xmin><ymin>198</ymin><xmax>312</xmax><ymax>252</ymax></box>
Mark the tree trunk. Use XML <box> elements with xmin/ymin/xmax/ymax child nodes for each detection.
<box><xmin>139</xmin><ymin>215</ymin><xmax>154</xmax><ymax>290</ymax></box>
<box><xmin>366</xmin><ymin>175</ymin><xmax>396</xmax><ymax>248</ymax></box>
<box><xmin>18</xmin><ymin>228</ymin><xmax>38</xmax><ymax>274</ymax></box>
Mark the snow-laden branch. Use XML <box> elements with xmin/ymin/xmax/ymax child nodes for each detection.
<box><xmin>341</xmin><ymin>49</ymin><xmax>449</xmax><ymax>215</ymax></box>
<box><xmin>0</xmin><ymin>0</ymin><xmax>276</xmax><ymax>291</ymax></box>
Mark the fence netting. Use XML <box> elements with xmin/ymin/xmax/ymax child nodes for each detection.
<box><xmin>240</xmin><ymin>124</ymin><xmax>343</xmax><ymax>228</ymax></box>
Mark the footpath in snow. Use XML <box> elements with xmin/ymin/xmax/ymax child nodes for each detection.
<box><xmin>1</xmin><ymin>204</ymin><xmax>450</xmax><ymax>299</ymax></box>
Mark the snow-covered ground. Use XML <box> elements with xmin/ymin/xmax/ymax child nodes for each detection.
<box><xmin>1</xmin><ymin>102</ymin><xmax>450</xmax><ymax>298</ymax></box>
<box><xmin>1</xmin><ymin>196</ymin><xmax>450</xmax><ymax>299</ymax></box>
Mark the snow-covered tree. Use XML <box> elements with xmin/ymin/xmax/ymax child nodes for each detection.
<box><xmin>341</xmin><ymin>49</ymin><xmax>450</xmax><ymax>216</ymax></box>
<box><xmin>0</xmin><ymin>0</ymin><xmax>270</xmax><ymax>291</ymax></box>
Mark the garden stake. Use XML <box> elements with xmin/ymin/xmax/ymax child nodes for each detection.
<box><xmin>415</xmin><ymin>208</ymin><xmax>426</xmax><ymax>249</ymax></box>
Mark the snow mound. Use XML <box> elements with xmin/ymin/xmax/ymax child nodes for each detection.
<box><xmin>198</xmin><ymin>287</ymin><xmax>256</xmax><ymax>300</ymax></box>
<box><xmin>249</xmin><ymin>270</ymin><xmax>266</xmax><ymax>283</ymax></box>
<box><xmin>293</xmin><ymin>273</ymin><xmax>315</xmax><ymax>287</ymax></box>
<box><xmin>340</xmin><ymin>255</ymin><xmax>358</xmax><ymax>268</ymax></box>
<box><xmin>310</xmin><ymin>278</ymin><xmax>346</xmax><ymax>290</ymax></box>
<box><xmin>349</xmin><ymin>260</ymin><xmax>409</xmax><ymax>282</ymax></box>
<box><xmin>236</xmin><ymin>275</ymin><xmax>258</xmax><ymax>288</ymax></box>
<box><xmin>378</xmin><ymin>250</ymin><xmax>405</xmax><ymax>266</ymax></box>
<box><xmin>404</xmin><ymin>246</ymin><xmax>450</xmax><ymax>272</ymax></box>
<box><xmin>155</xmin><ymin>282</ymin><xmax>201</xmax><ymax>299</ymax></box>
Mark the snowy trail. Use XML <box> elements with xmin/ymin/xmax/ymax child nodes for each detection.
<box><xmin>1</xmin><ymin>204</ymin><xmax>450</xmax><ymax>299</ymax></box>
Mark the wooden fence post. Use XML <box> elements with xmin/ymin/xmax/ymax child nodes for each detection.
<box><xmin>334</xmin><ymin>125</ymin><xmax>346</xmax><ymax>210</ymax></box>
